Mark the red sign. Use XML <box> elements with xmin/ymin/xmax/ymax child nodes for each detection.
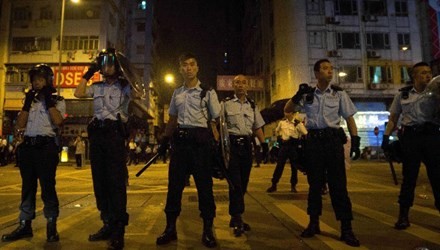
<box><xmin>52</xmin><ymin>65</ymin><xmax>101</xmax><ymax>88</ymax></box>
<box><xmin>217</xmin><ymin>75</ymin><xmax>265</xmax><ymax>91</ymax></box>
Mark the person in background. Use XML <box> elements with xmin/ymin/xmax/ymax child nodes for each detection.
<box><xmin>266</xmin><ymin>111</ymin><xmax>307</xmax><ymax>193</ymax></box>
<box><xmin>74</xmin><ymin>135</ymin><xmax>86</xmax><ymax>169</ymax></box>
<box><xmin>284</xmin><ymin>59</ymin><xmax>361</xmax><ymax>247</ymax></box>
<box><xmin>2</xmin><ymin>64</ymin><xmax>65</xmax><ymax>243</ymax></box>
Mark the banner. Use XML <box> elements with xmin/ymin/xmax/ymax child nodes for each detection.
<box><xmin>52</xmin><ymin>65</ymin><xmax>101</xmax><ymax>88</ymax></box>
<box><xmin>217</xmin><ymin>75</ymin><xmax>264</xmax><ymax>91</ymax></box>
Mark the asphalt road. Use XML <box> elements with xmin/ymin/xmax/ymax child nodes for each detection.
<box><xmin>0</xmin><ymin>159</ymin><xmax>439</xmax><ymax>250</ymax></box>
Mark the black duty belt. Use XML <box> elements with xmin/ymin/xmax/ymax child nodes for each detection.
<box><xmin>308</xmin><ymin>128</ymin><xmax>339</xmax><ymax>139</ymax></box>
<box><xmin>175</xmin><ymin>127</ymin><xmax>208</xmax><ymax>140</ymax></box>
<box><xmin>89</xmin><ymin>118</ymin><xmax>118</xmax><ymax>129</ymax></box>
<box><xmin>281</xmin><ymin>138</ymin><xmax>300</xmax><ymax>145</ymax></box>
<box><xmin>401</xmin><ymin>123</ymin><xmax>440</xmax><ymax>135</ymax></box>
<box><xmin>23</xmin><ymin>136</ymin><xmax>55</xmax><ymax>146</ymax></box>
<box><xmin>229</xmin><ymin>135</ymin><xmax>251</xmax><ymax>146</ymax></box>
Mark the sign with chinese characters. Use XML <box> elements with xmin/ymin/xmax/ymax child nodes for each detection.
<box><xmin>53</xmin><ymin>65</ymin><xmax>101</xmax><ymax>88</ymax></box>
<box><xmin>217</xmin><ymin>75</ymin><xmax>264</xmax><ymax>91</ymax></box>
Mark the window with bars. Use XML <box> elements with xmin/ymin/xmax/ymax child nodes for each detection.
<box><xmin>306</xmin><ymin>0</ymin><xmax>323</xmax><ymax>15</ymax></box>
<box><xmin>395</xmin><ymin>0</ymin><xmax>408</xmax><ymax>17</ymax></box>
<box><xmin>337</xmin><ymin>32</ymin><xmax>360</xmax><ymax>49</ymax></box>
<box><xmin>397</xmin><ymin>33</ymin><xmax>410</xmax><ymax>46</ymax></box>
<box><xmin>339</xmin><ymin>65</ymin><xmax>362</xmax><ymax>82</ymax></box>
<box><xmin>369</xmin><ymin>66</ymin><xmax>392</xmax><ymax>84</ymax></box>
<box><xmin>309</xmin><ymin>31</ymin><xmax>324</xmax><ymax>48</ymax></box>
<box><xmin>334</xmin><ymin>0</ymin><xmax>358</xmax><ymax>15</ymax></box>
<box><xmin>61</xmin><ymin>36</ymin><xmax>99</xmax><ymax>50</ymax></box>
<box><xmin>366</xmin><ymin>33</ymin><xmax>390</xmax><ymax>49</ymax></box>
<box><xmin>363</xmin><ymin>0</ymin><xmax>387</xmax><ymax>16</ymax></box>
<box><xmin>400</xmin><ymin>66</ymin><xmax>411</xmax><ymax>84</ymax></box>
<box><xmin>12</xmin><ymin>37</ymin><xmax>51</xmax><ymax>51</ymax></box>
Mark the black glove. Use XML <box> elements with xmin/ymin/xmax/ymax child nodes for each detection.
<box><xmin>22</xmin><ymin>90</ymin><xmax>36</xmax><ymax>112</ymax></box>
<box><xmin>261</xmin><ymin>142</ymin><xmax>269</xmax><ymax>158</ymax></box>
<box><xmin>40</xmin><ymin>86</ymin><xmax>56</xmax><ymax>109</ymax></box>
<box><xmin>350</xmin><ymin>135</ymin><xmax>361</xmax><ymax>160</ymax></box>
<box><xmin>291</xmin><ymin>83</ymin><xmax>312</xmax><ymax>104</ymax></box>
<box><xmin>157</xmin><ymin>136</ymin><xmax>170</xmax><ymax>156</ymax></box>
<box><xmin>381</xmin><ymin>135</ymin><xmax>390</xmax><ymax>152</ymax></box>
<box><xmin>82</xmin><ymin>62</ymin><xmax>100</xmax><ymax>81</ymax></box>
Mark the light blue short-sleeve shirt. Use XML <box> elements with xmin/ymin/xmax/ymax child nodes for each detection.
<box><xmin>224</xmin><ymin>96</ymin><xmax>265</xmax><ymax>136</ymax></box>
<box><xmin>299</xmin><ymin>85</ymin><xmax>357</xmax><ymax>129</ymax></box>
<box><xmin>24</xmin><ymin>97</ymin><xmax>66</xmax><ymax>137</ymax></box>
<box><xmin>86</xmin><ymin>80</ymin><xmax>131</xmax><ymax>122</ymax></box>
<box><xmin>169</xmin><ymin>82</ymin><xmax>221</xmax><ymax>128</ymax></box>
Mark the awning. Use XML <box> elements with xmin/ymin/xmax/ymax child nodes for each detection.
<box><xmin>3</xmin><ymin>99</ymin><xmax>23</xmax><ymax>111</ymax></box>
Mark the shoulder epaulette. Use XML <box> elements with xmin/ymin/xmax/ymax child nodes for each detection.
<box><xmin>92</xmin><ymin>81</ymin><xmax>105</xmax><ymax>85</ymax></box>
<box><xmin>247</xmin><ymin>97</ymin><xmax>256</xmax><ymax>110</ymax></box>
<box><xmin>399</xmin><ymin>85</ymin><xmax>413</xmax><ymax>99</ymax></box>
<box><xmin>398</xmin><ymin>85</ymin><xmax>413</xmax><ymax>92</ymax></box>
<box><xmin>330</xmin><ymin>85</ymin><xmax>343</xmax><ymax>91</ymax></box>
<box><xmin>199</xmin><ymin>83</ymin><xmax>213</xmax><ymax>99</ymax></box>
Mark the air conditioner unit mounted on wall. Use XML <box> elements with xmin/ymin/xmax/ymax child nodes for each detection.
<box><xmin>327</xmin><ymin>50</ymin><xmax>342</xmax><ymax>57</ymax></box>
<box><xmin>362</xmin><ymin>15</ymin><xmax>378</xmax><ymax>22</ymax></box>
<box><xmin>325</xmin><ymin>16</ymin><xmax>340</xmax><ymax>25</ymax></box>
<box><xmin>367</xmin><ymin>50</ymin><xmax>381</xmax><ymax>58</ymax></box>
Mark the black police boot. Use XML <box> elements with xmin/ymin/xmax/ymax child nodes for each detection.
<box><xmin>229</xmin><ymin>217</ymin><xmax>251</xmax><ymax>232</ymax></box>
<box><xmin>266</xmin><ymin>183</ymin><xmax>277</xmax><ymax>193</ymax></box>
<box><xmin>340</xmin><ymin>220</ymin><xmax>360</xmax><ymax>247</ymax></box>
<box><xmin>202</xmin><ymin>218</ymin><xmax>217</xmax><ymax>248</ymax></box>
<box><xmin>89</xmin><ymin>220</ymin><xmax>112</xmax><ymax>241</ymax></box>
<box><xmin>1</xmin><ymin>220</ymin><xmax>33</xmax><ymax>242</ymax></box>
<box><xmin>108</xmin><ymin>222</ymin><xmax>124</xmax><ymax>250</ymax></box>
<box><xmin>301</xmin><ymin>216</ymin><xmax>320</xmax><ymax>238</ymax></box>
<box><xmin>46</xmin><ymin>217</ymin><xmax>59</xmax><ymax>242</ymax></box>
<box><xmin>395</xmin><ymin>207</ymin><xmax>410</xmax><ymax>230</ymax></box>
<box><xmin>156</xmin><ymin>214</ymin><xmax>177</xmax><ymax>245</ymax></box>
<box><xmin>229</xmin><ymin>216</ymin><xmax>244</xmax><ymax>237</ymax></box>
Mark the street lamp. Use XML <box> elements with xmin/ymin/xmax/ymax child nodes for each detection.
<box><xmin>56</xmin><ymin>0</ymin><xmax>80</xmax><ymax>95</ymax></box>
<box><xmin>164</xmin><ymin>73</ymin><xmax>175</xmax><ymax>84</ymax></box>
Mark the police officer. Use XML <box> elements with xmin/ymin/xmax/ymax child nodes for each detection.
<box><xmin>2</xmin><ymin>64</ymin><xmax>65</xmax><ymax>243</ymax></box>
<box><xmin>382</xmin><ymin>62</ymin><xmax>440</xmax><ymax>230</ymax></box>
<box><xmin>75</xmin><ymin>48</ymin><xmax>130</xmax><ymax>250</ymax></box>
<box><xmin>285</xmin><ymin>59</ymin><xmax>361</xmax><ymax>247</ymax></box>
<box><xmin>155</xmin><ymin>52</ymin><xmax>221</xmax><ymax>248</ymax></box>
<box><xmin>266</xmin><ymin>111</ymin><xmax>307</xmax><ymax>193</ymax></box>
<box><xmin>223</xmin><ymin>74</ymin><xmax>268</xmax><ymax>237</ymax></box>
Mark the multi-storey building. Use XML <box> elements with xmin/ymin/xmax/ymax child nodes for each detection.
<box><xmin>0</xmin><ymin>0</ymin><xmax>155</xmax><ymax>145</ymax></box>
<box><xmin>242</xmin><ymin>0</ymin><xmax>430</xmax><ymax>146</ymax></box>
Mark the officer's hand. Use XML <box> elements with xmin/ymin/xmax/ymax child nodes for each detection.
<box><xmin>350</xmin><ymin>135</ymin><xmax>361</xmax><ymax>160</ymax></box>
<box><xmin>22</xmin><ymin>89</ymin><xmax>37</xmax><ymax>112</ymax></box>
<box><xmin>40</xmin><ymin>86</ymin><xmax>56</xmax><ymax>109</ymax></box>
<box><xmin>381</xmin><ymin>135</ymin><xmax>390</xmax><ymax>152</ymax></box>
<box><xmin>157</xmin><ymin>136</ymin><xmax>170</xmax><ymax>156</ymax></box>
<box><xmin>291</xmin><ymin>83</ymin><xmax>312</xmax><ymax>104</ymax></box>
<box><xmin>261</xmin><ymin>142</ymin><xmax>269</xmax><ymax>158</ymax></box>
<box><xmin>82</xmin><ymin>61</ymin><xmax>100</xmax><ymax>81</ymax></box>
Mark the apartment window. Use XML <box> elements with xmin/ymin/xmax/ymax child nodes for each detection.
<box><xmin>13</xmin><ymin>7</ymin><xmax>31</xmax><ymax>21</ymax></box>
<box><xmin>306</xmin><ymin>0</ymin><xmax>323</xmax><ymax>15</ymax></box>
<box><xmin>339</xmin><ymin>65</ymin><xmax>362</xmax><ymax>82</ymax></box>
<box><xmin>395</xmin><ymin>0</ymin><xmax>408</xmax><ymax>17</ymax></box>
<box><xmin>369</xmin><ymin>66</ymin><xmax>392</xmax><ymax>84</ymax></box>
<box><xmin>65</xmin><ymin>6</ymin><xmax>100</xmax><ymax>19</ymax></box>
<box><xmin>334</xmin><ymin>0</ymin><xmax>357</xmax><ymax>15</ymax></box>
<box><xmin>136</xmin><ymin>45</ymin><xmax>145</xmax><ymax>54</ymax></box>
<box><xmin>366</xmin><ymin>33</ymin><xmax>390</xmax><ymax>49</ymax></box>
<box><xmin>363</xmin><ymin>0</ymin><xmax>387</xmax><ymax>16</ymax></box>
<box><xmin>309</xmin><ymin>31</ymin><xmax>323</xmax><ymax>48</ymax></box>
<box><xmin>11</xmin><ymin>37</ymin><xmax>51</xmax><ymax>51</ymax></box>
<box><xmin>137</xmin><ymin>22</ymin><xmax>145</xmax><ymax>32</ymax></box>
<box><xmin>400</xmin><ymin>66</ymin><xmax>411</xmax><ymax>84</ymax></box>
<box><xmin>337</xmin><ymin>32</ymin><xmax>360</xmax><ymax>49</ymax></box>
<box><xmin>62</xmin><ymin>36</ymin><xmax>99</xmax><ymax>50</ymax></box>
<box><xmin>40</xmin><ymin>6</ymin><xmax>52</xmax><ymax>20</ymax></box>
<box><xmin>397</xmin><ymin>33</ymin><xmax>410</xmax><ymax>46</ymax></box>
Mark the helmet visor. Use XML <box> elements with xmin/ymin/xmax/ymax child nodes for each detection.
<box><xmin>100</xmin><ymin>54</ymin><xmax>117</xmax><ymax>76</ymax></box>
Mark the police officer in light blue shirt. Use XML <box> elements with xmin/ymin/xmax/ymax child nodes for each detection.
<box><xmin>285</xmin><ymin>59</ymin><xmax>361</xmax><ymax>247</ymax></box>
<box><xmin>382</xmin><ymin>62</ymin><xmax>440</xmax><ymax>231</ymax></box>
<box><xmin>75</xmin><ymin>48</ymin><xmax>130</xmax><ymax>249</ymax></box>
<box><xmin>2</xmin><ymin>64</ymin><xmax>65</xmax><ymax>243</ymax></box>
<box><xmin>156</xmin><ymin>52</ymin><xmax>220</xmax><ymax>248</ymax></box>
<box><xmin>223</xmin><ymin>74</ymin><xmax>267</xmax><ymax>237</ymax></box>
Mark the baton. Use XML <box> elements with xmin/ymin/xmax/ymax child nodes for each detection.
<box><xmin>136</xmin><ymin>152</ymin><xmax>160</xmax><ymax>177</ymax></box>
<box><xmin>388</xmin><ymin>159</ymin><xmax>398</xmax><ymax>185</ymax></box>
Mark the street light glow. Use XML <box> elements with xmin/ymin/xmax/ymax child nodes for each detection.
<box><xmin>338</xmin><ymin>72</ymin><xmax>347</xmax><ymax>77</ymax></box>
<box><xmin>71</xmin><ymin>0</ymin><xmax>80</xmax><ymax>3</ymax></box>
<box><xmin>164</xmin><ymin>74</ymin><xmax>175</xmax><ymax>84</ymax></box>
